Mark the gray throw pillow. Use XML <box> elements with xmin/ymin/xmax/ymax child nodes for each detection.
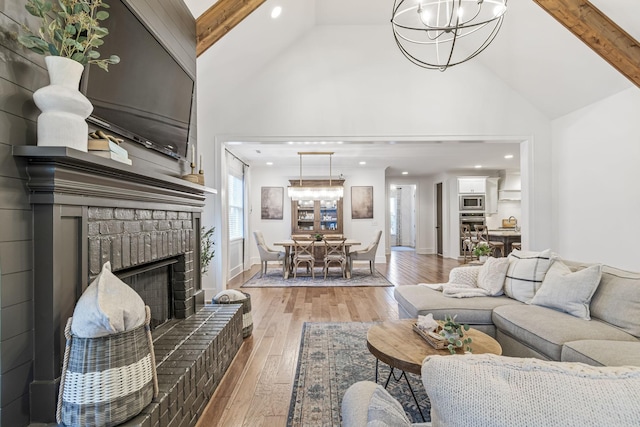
<box><xmin>530</xmin><ymin>261</ymin><xmax>602</xmax><ymax>320</ymax></box>
<box><xmin>366</xmin><ymin>385</ymin><xmax>411</xmax><ymax>427</ymax></box>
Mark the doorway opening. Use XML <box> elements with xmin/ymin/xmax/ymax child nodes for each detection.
<box><xmin>389</xmin><ymin>184</ymin><xmax>416</xmax><ymax>248</ymax></box>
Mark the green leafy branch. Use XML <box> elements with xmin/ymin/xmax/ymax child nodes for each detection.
<box><xmin>18</xmin><ymin>0</ymin><xmax>120</xmax><ymax>71</ymax></box>
<box><xmin>201</xmin><ymin>226</ymin><xmax>215</xmax><ymax>275</ymax></box>
<box><xmin>440</xmin><ymin>314</ymin><xmax>473</xmax><ymax>354</ymax></box>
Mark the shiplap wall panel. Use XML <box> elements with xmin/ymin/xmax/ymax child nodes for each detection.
<box><xmin>0</xmin><ymin>112</ymin><xmax>37</xmax><ymax>147</ymax></box>
<box><xmin>0</xmin><ymin>144</ymin><xmax>28</xmax><ymax>179</ymax></box>
<box><xmin>0</xmin><ymin>271</ymin><xmax>33</xmax><ymax>309</ymax></box>
<box><xmin>1</xmin><ymin>331</ymin><xmax>33</xmax><ymax>374</ymax></box>
<box><xmin>0</xmin><ymin>177</ymin><xmax>30</xmax><ymax>210</ymax></box>
<box><xmin>0</xmin><ymin>209</ymin><xmax>31</xmax><ymax>242</ymax></box>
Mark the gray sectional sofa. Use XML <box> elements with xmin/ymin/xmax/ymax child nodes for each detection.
<box><xmin>394</xmin><ymin>260</ymin><xmax>640</xmax><ymax>367</ymax></box>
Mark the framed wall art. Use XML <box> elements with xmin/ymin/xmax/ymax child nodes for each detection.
<box><xmin>351</xmin><ymin>186</ymin><xmax>373</xmax><ymax>219</ymax></box>
<box><xmin>261</xmin><ymin>187</ymin><xmax>284</xmax><ymax>220</ymax></box>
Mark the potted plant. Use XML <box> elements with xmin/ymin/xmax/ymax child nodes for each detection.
<box><xmin>18</xmin><ymin>0</ymin><xmax>120</xmax><ymax>150</ymax></box>
<box><xmin>439</xmin><ymin>314</ymin><xmax>473</xmax><ymax>354</ymax></box>
<box><xmin>201</xmin><ymin>226</ymin><xmax>215</xmax><ymax>275</ymax></box>
<box><xmin>314</xmin><ymin>233</ymin><xmax>324</xmax><ymax>241</ymax></box>
<box><xmin>472</xmin><ymin>242</ymin><xmax>492</xmax><ymax>261</ymax></box>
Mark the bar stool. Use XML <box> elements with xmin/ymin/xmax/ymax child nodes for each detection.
<box><xmin>474</xmin><ymin>225</ymin><xmax>505</xmax><ymax>257</ymax></box>
<box><xmin>511</xmin><ymin>242</ymin><xmax>522</xmax><ymax>252</ymax></box>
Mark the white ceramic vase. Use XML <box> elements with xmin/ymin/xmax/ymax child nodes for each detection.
<box><xmin>33</xmin><ymin>56</ymin><xmax>93</xmax><ymax>152</ymax></box>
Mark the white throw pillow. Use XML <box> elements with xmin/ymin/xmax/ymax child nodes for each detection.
<box><xmin>477</xmin><ymin>257</ymin><xmax>509</xmax><ymax>296</ymax></box>
<box><xmin>71</xmin><ymin>262</ymin><xmax>146</xmax><ymax>338</ymax></box>
<box><xmin>530</xmin><ymin>261</ymin><xmax>602</xmax><ymax>320</ymax></box>
<box><xmin>448</xmin><ymin>266</ymin><xmax>480</xmax><ymax>287</ymax></box>
<box><xmin>504</xmin><ymin>249</ymin><xmax>555</xmax><ymax>303</ymax></box>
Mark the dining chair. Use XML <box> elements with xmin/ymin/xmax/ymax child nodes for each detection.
<box><xmin>322</xmin><ymin>238</ymin><xmax>347</xmax><ymax>279</ymax></box>
<box><xmin>474</xmin><ymin>225</ymin><xmax>505</xmax><ymax>257</ymax></box>
<box><xmin>349</xmin><ymin>230</ymin><xmax>382</xmax><ymax>275</ymax></box>
<box><xmin>253</xmin><ymin>231</ymin><xmax>285</xmax><ymax>278</ymax></box>
<box><xmin>292</xmin><ymin>239</ymin><xmax>315</xmax><ymax>279</ymax></box>
<box><xmin>460</xmin><ymin>224</ymin><xmax>476</xmax><ymax>262</ymax></box>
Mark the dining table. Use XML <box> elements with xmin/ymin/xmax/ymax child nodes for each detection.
<box><xmin>274</xmin><ymin>239</ymin><xmax>361</xmax><ymax>279</ymax></box>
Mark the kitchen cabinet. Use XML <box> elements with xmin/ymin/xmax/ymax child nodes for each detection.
<box><xmin>458</xmin><ymin>177</ymin><xmax>486</xmax><ymax>194</ymax></box>
<box><xmin>291</xmin><ymin>199</ymin><xmax>343</xmax><ymax>235</ymax></box>
<box><xmin>498</xmin><ymin>190</ymin><xmax>521</xmax><ymax>201</ymax></box>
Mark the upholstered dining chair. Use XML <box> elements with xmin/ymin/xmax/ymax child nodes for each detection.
<box><xmin>253</xmin><ymin>231</ymin><xmax>285</xmax><ymax>278</ymax></box>
<box><xmin>322</xmin><ymin>238</ymin><xmax>347</xmax><ymax>279</ymax></box>
<box><xmin>349</xmin><ymin>230</ymin><xmax>382</xmax><ymax>275</ymax></box>
<box><xmin>474</xmin><ymin>225</ymin><xmax>505</xmax><ymax>257</ymax></box>
<box><xmin>292</xmin><ymin>239</ymin><xmax>315</xmax><ymax>279</ymax></box>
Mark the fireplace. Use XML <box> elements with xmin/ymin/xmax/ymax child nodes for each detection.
<box><xmin>14</xmin><ymin>147</ymin><xmax>218</xmax><ymax>423</ymax></box>
<box><xmin>118</xmin><ymin>259</ymin><xmax>177</xmax><ymax>330</ymax></box>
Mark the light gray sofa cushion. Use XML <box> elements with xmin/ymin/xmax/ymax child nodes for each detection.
<box><xmin>590</xmin><ymin>265</ymin><xmax>640</xmax><ymax>338</ymax></box>
<box><xmin>561</xmin><ymin>340</ymin><xmax>640</xmax><ymax>367</ymax></box>
<box><xmin>394</xmin><ymin>285</ymin><xmax>521</xmax><ymax>325</ymax></box>
<box><xmin>529</xmin><ymin>261</ymin><xmax>602</xmax><ymax>320</ymax></box>
<box><xmin>492</xmin><ymin>304</ymin><xmax>638</xmax><ymax>360</ymax></box>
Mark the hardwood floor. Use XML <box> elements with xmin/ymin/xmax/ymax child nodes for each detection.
<box><xmin>196</xmin><ymin>250</ymin><xmax>461</xmax><ymax>427</ymax></box>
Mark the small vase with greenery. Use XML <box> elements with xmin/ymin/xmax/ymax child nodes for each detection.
<box><xmin>18</xmin><ymin>0</ymin><xmax>120</xmax><ymax>71</ymax></box>
<box><xmin>201</xmin><ymin>226</ymin><xmax>215</xmax><ymax>275</ymax></box>
<box><xmin>314</xmin><ymin>233</ymin><xmax>324</xmax><ymax>241</ymax></box>
<box><xmin>472</xmin><ymin>242</ymin><xmax>492</xmax><ymax>259</ymax></box>
<box><xmin>440</xmin><ymin>314</ymin><xmax>473</xmax><ymax>354</ymax></box>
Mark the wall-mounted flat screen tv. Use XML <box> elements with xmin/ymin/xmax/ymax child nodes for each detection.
<box><xmin>81</xmin><ymin>0</ymin><xmax>195</xmax><ymax>160</ymax></box>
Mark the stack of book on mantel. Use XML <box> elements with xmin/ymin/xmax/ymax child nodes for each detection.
<box><xmin>88</xmin><ymin>131</ymin><xmax>132</xmax><ymax>165</ymax></box>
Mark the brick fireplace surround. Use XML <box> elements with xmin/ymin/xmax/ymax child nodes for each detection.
<box><xmin>14</xmin><ymin>147</ymin><xmax>242</xmax><ymax>426</ymax></box>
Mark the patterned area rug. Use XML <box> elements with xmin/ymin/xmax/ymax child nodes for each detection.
<box><xmin>241</xmin><ymin>268</ymin><xmax>393</xmax><ymax>288</ymax></box>
<box><xmin>287</xmin><ymin>322</ymin><xmax>430</xmax><ymax>426</ymax></box>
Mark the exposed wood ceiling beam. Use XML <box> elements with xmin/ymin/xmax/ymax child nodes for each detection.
<box><xmin>196</xmin><ymin>0</ymin><xmax>266</xmax><ymax>57</ymax></box>
<box><xmin>533</xmin><ymin>0</ymin><xmax>640</xmax><ymax>89</ymax></box>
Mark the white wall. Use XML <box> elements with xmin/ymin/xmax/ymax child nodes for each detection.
<box><xmin>248</xmin><ymin>164</ymin><xmax>387</xmax><ymax>267</ymax></box>
<box><xmin>552</xmin><ymin>88</ymin><xmax>640</xmax><ymax>270</ymax></box>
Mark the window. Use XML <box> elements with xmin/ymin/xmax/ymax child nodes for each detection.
<box><xmin>228</xmin><ymin>173</ymin><xmax>244</xmax><ymax>240</ymax></box>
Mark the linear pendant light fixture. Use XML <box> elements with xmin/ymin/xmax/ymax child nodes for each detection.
<box><xmin>391</xmin><ymin>0</ymin><xmax>508</xmax><ymax>71</ymax></box>
<box><xmin>287</xmin><ymin>152</ymin><xmax>344</xmax><ymax>201</ymax></box>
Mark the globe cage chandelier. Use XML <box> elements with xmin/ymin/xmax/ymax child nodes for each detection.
<box><xmin>287</xmin><ymin>152</ymin><xmax>344</xmax><ymax>201</ymax></box>
<box><xmin>391</xmin><ymin>0</ymin><xmax>508</xmax><ymax>71</ymax></box>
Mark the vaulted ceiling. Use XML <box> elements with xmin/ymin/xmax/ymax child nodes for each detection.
<box><xmin>182</xmin><ymin>0</ymin><xmax>639</xmax><ymax>175</ymax></box>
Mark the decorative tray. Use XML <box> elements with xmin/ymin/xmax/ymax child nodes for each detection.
<box><xmin>413</xmin><ymin>323</ymin><xmax>448</xmax><ymax>350</ymax></box>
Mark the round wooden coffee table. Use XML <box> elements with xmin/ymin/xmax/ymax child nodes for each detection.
<box><xmin>367</xmin><ymin>319</ymin><xmax>502</xmax><ymax>375</ymax></box>
<box><xmin>366</xmin><ymin>319</ymin><xmax>502</xmax><ymax>421</ymax></box>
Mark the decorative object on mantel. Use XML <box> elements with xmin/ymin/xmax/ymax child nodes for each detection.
<box><xmin>391</xmin><ymin>0</ymin><xmax>507</xmax><ymax>71</ymax></box>
<box><xmin>182</xmin><ymin>148</ymin><xmax>205</xmax><ymax>184</ymax></box>
<box><xmin>88</xmin><ymin>130</ymin><xmax>131</xmax><ymax>165</ymax></box>
<box><xmin>288</xmin><ymin>152</ymin><xmax>344</xmax><ymax>201</ymax></box>
<box><xmin>18</xmin><ymin>0</ymin><xmax>120</xmax><ymax>151</ymax></box>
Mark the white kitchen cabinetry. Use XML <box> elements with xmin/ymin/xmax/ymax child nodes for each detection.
<box><xmin>458</xmin><ymin>177</ymin><xmax>486</xmax><ymax>194</ymax></box>
<box><xmin>485</xmin><ymin>177</ymin><xmax>499</xmax><ymax>214</ymax></box>
<box><xmin>499</xmin><ymin>190</ymin><xmax>521</xmax><ymax>200</ymax></box>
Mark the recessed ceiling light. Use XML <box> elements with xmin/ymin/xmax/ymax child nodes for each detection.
<box><xmin>474</xmin><ymin>165</ymin><xmax>482</xmax><ymax>168</ymax></box>
<box><xmin>504</xmin><ymin>154</ymin><xmax>514</xmax><ymax>159</ymax></box>
<box><xmin>402</xmin><ymin>171</ymin><xmax>409</xmax><ymax>175</ymax></box>
<box><xmin>359</xmin><ymin>161</ymin><xmax>366</xmax><ymax>165</ymax></box>
<box><xmin>271</xmin><ymin>6</ymin><xmax>282</xmax><ymax>19</ymax></box>
<box><xmin>266</xmin><ymin>162</ymin><xmax>273</xmax><ymax>166</ymax></box>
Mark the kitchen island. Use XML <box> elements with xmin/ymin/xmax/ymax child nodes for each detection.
<box><xmin>488</xmin><ymin>230</ymin><xmax>521</xmax><ymax>255</ymax></box>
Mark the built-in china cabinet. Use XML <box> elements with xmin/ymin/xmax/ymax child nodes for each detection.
<box><xmin>289</xmin><ymin>180</ymin><xmax>344</xmax><ymax>235</ymax></box>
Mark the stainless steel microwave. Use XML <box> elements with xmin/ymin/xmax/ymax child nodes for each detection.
<box><xmin>460</xmin><ymin>194</ymin><xmax>485</xmax><ymax>211</ymax></box>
